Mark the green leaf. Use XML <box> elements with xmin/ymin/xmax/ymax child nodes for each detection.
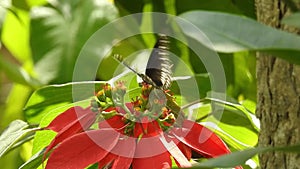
<box><xmin>171</xmin><ymin>74</ymin><xmax>211</xmax><ymax>103</ymax></box>
<box><xmin>231</xmin><ymin>52</ymin><xmax>256</xmax><ymax>100</ymax></box>
<box><xmin>0</xmin><ymin>120</ymin><xmax>28</xmax><ymax>138</ymax></box>
<box><xmin>208</xmin><ymin>117</ymin><xmax>258</xmax><ymax>149</ymax></box>
<box><xmin>0</xmin><ymin>4</ymin><xmax>6</xmax><ymax>37</ymax></box>
<box><xmin>192</xmin><ymin>144</ymin><xmax>300</xmax><ymax>168</ymax></box>
<box><xmin>206</xmin><ymin>95</ymin><xmax>260</xmax><ymax>131</ymax></box>
<box><xmin>12</xmin><ymin>0</ymin><xmax>46</xmax><ymax>10</ymax></box>
<box><xmin>24</xmin><ymin>81</ymin><xmax>105</xmax><ymax>123</ymax></box>
<box><xmin>115</xmin><ymin>0</ymin><xmax>144</xmax><ymax>16</ymax></box>
<box><xmin>185</xmin><ymin>93</ymin><xmax>259</xmax><ymax>150</ymax></box>
<box><xmin>0</xmin><ymin>120</ymin><xmax>35</xmax><ymax>157</ymax></box>
<box><xmin>0</xmin><ymin>55</ymin><xmax>41</xmax><ymax>88</ymax></box>
<box><xmin>176</xmin><ymin>0</ymin><xmax>256</xmax><ymax>18</ymax></box>
<box><xmin>0</xmin><ymin>84</ymin><xmax>32</xmax><ymax>131</ymax></box>
<box><xmin>193</xmin><ymin>147</ymin><xmax>267</xmax><ymax>168</ymax></box>
<box><xmin>190</xmin><ymin>104</ymin><xmax>258</xmax><ymax>150</ymax></box>
<box><xmin>30</xmin><ymin>0</ymin><xmax>118</xmax><ymax>84</ymax></box>
<box><xmin>177</xmin><ymin>11</ymin><xmax>300</xmax><ymax>65</ymax></box>
<box><xmin>31</xmin><ymin>101</ymin><xmax>92</xmax><ymax>155</ymax></box>
<box><xmin>26</xmin><ymin>0</ymin><xmax>47</xmax><ymax>7</ymax></box>
<box><xmin>241</xmin><ymin>99</ymin><xmax>256</xmax><ymax>114</ymax></box>
<box><xmin>18</xmin><ymin>148</ymin><xmax>45</xmax><ymax>169</ymax></box>
<box><xmin>282</xmin><ymin>12</ymin><xmax>300</xmax><ymax>28</ymax></box>
<box><xmin>12</xmin><ymin>0</ymin><xmax>29</xmax><ymax>10</ymax></box>
<box><xmin>1</xmin><ymin>7</ymin><xmax>31</xmax><ymax>63</ymax></box>
<box><xmin>230</xmin><ymin>0</ymin><xmax>256</xmax><ymax>18</ymax></box>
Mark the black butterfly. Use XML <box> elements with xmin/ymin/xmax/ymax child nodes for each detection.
<box><xmin>114</xmin><ymin>34</ymin><xmax>172</xmax><ymax>90</ymax></box>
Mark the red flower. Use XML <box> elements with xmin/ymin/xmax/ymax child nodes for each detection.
<box><xmin>43</xmin><ymin>83</ymin><xmax>242</xmax><ymax>169</ymax></box>
<box><xmin>44</xmin><ymin>106</ymin><xmax>242</xmax><ymax>169</ymax></box>
<box><xmin>44</xmin><ymin>106</ymin><xmax>96</xmax><ymax>159</ymax></box>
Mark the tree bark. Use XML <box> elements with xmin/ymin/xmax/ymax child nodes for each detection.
<box><xmin>255</xmin><ymin>0</ymin><xmax>300</xmax><ymax>168</ymax></box>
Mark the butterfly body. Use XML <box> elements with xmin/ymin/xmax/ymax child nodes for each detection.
<box><xmin>114</xmin><ymin>34</ymin><xmax>172</xmax><ymax>90</ymax></box>
<box><xmin>145</xmin><ymin>34</ymin><xmax>172</xmax><ymax>90</ymax></box>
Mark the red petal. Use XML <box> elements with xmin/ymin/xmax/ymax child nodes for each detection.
<box><xmin>133</xmin><ymin>135</ymin><xmax>171</xmax><ymax>169</ymax></box>
<box><xmin>112</xmin><ymin>156</ymin><xmax>134</xmax><ymax>169</ymax></box>
<box><xmin>44</xmin><ymin>110</ymin><xmax>96</xmax><ymax>158</ymax></box>
<box><xmin>98</xmin><ymin>136</ymin><xmax>135</xmax><ymax>169</ymax></box>
<box><xmin>98</xmin><ymin>115</ymin><xmax>126</xmax><ymax>131</ymax></box>
<box><xmin>134</xmin><ymin>118</ymin><xmax>161</xmax><ymax>138</ymax></box>
<box><xmin>172</xmin><ymin>120</ymin><xmax>230</xmax><ymax>158</ymax></box>
<box><xmin>161</xmin><ymin>135</ymin><xmax>192</xmax><ymax>168</ymax></box>
<box><xmin>104</xmin><ymin>107</ymin><xmax>116</xmax><ymax>112</ymax></box>
<box><xmin>177</xmin><ymin>142</ymin><xmax>192</xmax><ymax>160</ymax></box>
<box><xmin>98</xmin><ymin>153</ymin><xmax>116</xmax><ymax>169</ymax></box>
<box><xmin>134</xmin><ymin>123</ymin><xmax>145</xmax><ymax>138</ymax></box>
<box><xmin>146</xmin><ymin>121</ymin><xmax>162</xmax><ymax>136</ymax></box>
<box><xmin>46</xmin><ymin>106</ymin><xmax>92</xmax><ymax>132</ymax></box>
<box><xmin>132</xmin><ymin>152</ymin><xmax>171</xmax><ymax>169</ymax></box>
<box><xmin>111</xmin><ymin>136</ymin><xmax>136</xmax><ymax>169</ymax></box>
<box><xmin>141</xmin><ymin>116</ymin><xmax>149</xmax><ymax>131</ymax></box>
<box><xmin>172</xmin><ymin>142</ymin><xmax>192</xmax><ymax>168</ymax></box>
<box><xmin>46</xmin><ymin>129</ymin><xmax>120</xmax><ymax>169</ymax></box>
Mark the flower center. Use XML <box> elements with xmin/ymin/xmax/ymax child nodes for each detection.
<box><xmin>92</xmin><ymin>82</ymin><xmax>176</xmax><ymax>137</ymax></box>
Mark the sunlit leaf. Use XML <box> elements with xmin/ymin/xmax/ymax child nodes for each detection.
<box><xmin>0</xmin><ymin>84</ymin><xmax>32</xmax><ymax>131</ymax></box>
<box><xmin>241</xmin><ymin>99</ymin><xmax>256</xmax><ymax>114</ymax></box>
<box><xmin>184</xmin><ymin>100</ymin><xmax>258</xmax><ymax>150</ymax></box>
<box><xmin>19</xmin><ymin>148</ymin><xmax>45</xmax><ymax>169</ymax></box>
<box><xmin>24</xmin><ymin>81</ymin><xmax>104</xmax><ymax>123</ymax></box>
<box><xmin>1</xmin><ymin>7</ymin><xmax>31</xmax><ymax>63</ymax></box>
<box><xmin>206</xmin><ymin>94</ymin><xmax>260</xmax><ymax>131</ymax></box>
<box><xmin>0</xmin><ymin>120</ymin><xmax>35</xmax><ymax>157</ymax></box>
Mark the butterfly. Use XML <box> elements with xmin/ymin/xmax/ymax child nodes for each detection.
<box><xmin>114</xmin><ymin>35</ymin><xmax>185</xmax><ymax>120</ymax></box>
<box><xmin>114</xmin><ymin>34</ymin><xmax>172</xmax><ymax>90</ymax></box>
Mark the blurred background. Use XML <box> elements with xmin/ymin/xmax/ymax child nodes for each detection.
<box><xmin>0</xmin><ymin>0</ymin><xmax>258</xmax><ymax>168</ymax></box>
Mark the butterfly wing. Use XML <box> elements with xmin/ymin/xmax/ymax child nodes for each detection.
<box><xmin>145</xmin><ymin>34</ymin><xmax>172</xmax><ymax>90</ymax></box>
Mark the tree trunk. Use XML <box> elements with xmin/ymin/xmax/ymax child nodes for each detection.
<box><xmin>255</xmin><ymin>0</ymin><xmax>300</xmax><ymax>168</ymax></box>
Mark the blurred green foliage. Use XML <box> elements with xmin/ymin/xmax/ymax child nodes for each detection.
<box><xmin>1</xmin><ymin>0</ymin><xmax>300</xmax><ymax>168</ymax></box>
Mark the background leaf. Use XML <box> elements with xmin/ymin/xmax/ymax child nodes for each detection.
<box><xmin>30</xmin><ymin>0</ymin><xmax>118</xmax><ymax>84</ymax></box>
<box><xmin>0</xmin><ymin>55</ymin><xmax>40</xmax><ymax>88</ymax></box>
<box><xmin>282</xmin><ymin>12</ymin><xmax>300</xmax><ymax>28</ymax></box>
<box><xmin>177</xmin><ymin>11</ymin><xmax>300</xmax><ymax>64</ymax></box>
<box><xmin>175</xmin><ymin>0</ymin><xmax>255</xmax><ymax>18</ymax></box>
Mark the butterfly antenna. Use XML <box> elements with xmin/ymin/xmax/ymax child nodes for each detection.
<box><xmin>113</xmin><ymin>54</ymin><xmax>140</xmax><ymax>75</ymax></box>
<box><xmin>113</xmin><ymin>54</ymin><xmax>159</xmax><ymax>88</ymax></box>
